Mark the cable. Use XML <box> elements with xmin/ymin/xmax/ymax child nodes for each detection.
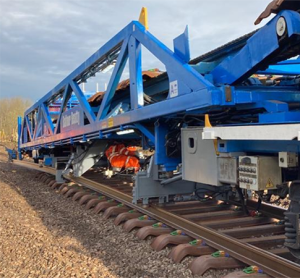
<box><xmin>236</xmin><ymin>187</ymin><xmax>249</xmax><ymax>216</ymax></box>
<box><xmin>194</xmin><ymin>187</ymin><xmax>230</xmax><ymax>202</ymax></box>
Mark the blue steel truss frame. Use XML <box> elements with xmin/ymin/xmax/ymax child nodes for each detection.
<box><xmin>19</xmin><ymin>19</ymin><xmax>215</xmax><ymax>149</ymax></box>
<box><xmin>19</xmin><ymin>10</ymin><xmax>300</xmax><ymax>162</ymax></box>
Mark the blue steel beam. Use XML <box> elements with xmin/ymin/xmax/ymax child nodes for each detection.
<box><xmin>54</xmin><ymin>84</ymin><xmax>72</xmax><ymax>134</ymax></box>
<box><xmin>33</xmin><ymin>109</ymin><xmax>42</xmax><ymax>140</ymax></box>
<box><xmin>25</xmin><ymin>115</ymin><xmax>33</xmax><ymax>141</ymax></box>
<box><xmin>19</xmin><ymin>119</ymin><xmax>25</xmax><ymax>144</ymax></box>
<box><xmin>41</xmin><ymin>103</ymin><xmax>54</xmax><ymax>135</ymax></box>
<box><xmin>258</xmin><ymin>68</ymin><xmax>300</xmax><ymax>75</ymax></box>
<box><xmin>129</xmin><ymin>36</ymin><xmax>144</xmax><ymax>109</ymax></box>
<box><xmin>17</xmin><ymin>116</ymin><xmax>22</xmax><ymax>159</ymax></box>
<box><xmin>97</xmin><ymin>38</ymin><xmax>130</xmax><ymax>120</ymax></box>
<box><xmin>259</xmin><ymin>58</ymin><xmax>300</xmax><ymax>75</ymax></box>
<box><xmin>70</xmin><ymin>81</ymin><xmax>96</xmax><ymax>123</ymax></box>
<box><xmin>133</xmin><ymin>123</ymin><xmax>155</xmax><ymax>144</ymax></box>
<box><xmin>232</xmin><ymin>88</ymin><xmax>300</xmax><ymax>105</ymax></box>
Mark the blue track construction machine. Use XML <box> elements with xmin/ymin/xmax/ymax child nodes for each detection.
<box><xmin>16</xmin><ymin>0</ymin><xmax>300</xmax><ymax>258</ymax></box>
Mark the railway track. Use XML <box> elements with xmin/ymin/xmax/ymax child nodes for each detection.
<box><xmin>13</xmin><ymin>160</ymin><xmax>300</xmax><ymax>277</ymax></box>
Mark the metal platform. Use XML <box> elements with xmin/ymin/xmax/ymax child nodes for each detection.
<box><xmin>203</xmin><ymin>123</ymin><xmax>300</xmax><ymax>141</ymax></box>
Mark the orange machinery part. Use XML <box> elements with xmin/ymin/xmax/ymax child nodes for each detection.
<box><xmin>105</xmin><ymin>144</ymin><xmax>140</xmax><ymax>171</ymax></box>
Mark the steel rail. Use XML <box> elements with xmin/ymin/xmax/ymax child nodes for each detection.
<box><xmin>67</xmin><ymin>175</ymin><xmax>300</xmax><ymax>278</ymax></box>
<box><xmin>12</xmin><ymin>160</ymin><xmax>56</xmax><ymax>175</ymax></box>
<box><xmin>11</xmin><ymin>160</ymin><xmax>300</xmax><ymax>278</ymax></box>
<box><xmin>230</xmin><ymin>198</ymin><xmax>286</xmax><ymax>220</ymax></box>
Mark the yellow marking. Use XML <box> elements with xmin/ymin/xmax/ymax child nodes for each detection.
<box><xmin>108</xmin><ymin>118</ymin><xmax>114</xmax><ymax>128</ymax></box>
<box><xmin>213</xmin><ymin>140</ymin><xmax>220</xmax><ymax>156</ymax></box>
<box><xmin>205</xmin><ymin>114</ymin><xmax>219</xmax><ymax>155</ymax></box>
<box><xmin>205</xmin><ymin>114</ymin><xmax>212</xmax><ymax>128</ymax></box>
<box><xmin>266</xmin><ymin>178</ymin><xmax>274</xmax><ymax>188</ymax></box>
<box><xmin>139</xmin><ymin>7</ymin><xmax>148</xmax><ymax>30</ymax></box>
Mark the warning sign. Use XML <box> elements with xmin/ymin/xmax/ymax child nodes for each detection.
<box><xmin>266</xmin><ymin>178</ymin><xmax>274</xmax><ymax>188</ymax></box>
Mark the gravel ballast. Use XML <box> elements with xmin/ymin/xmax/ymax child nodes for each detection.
<box><xmin>0</xmin><ymin>147</ymin><xmax>239</xmax><ymax>278</ymax></box>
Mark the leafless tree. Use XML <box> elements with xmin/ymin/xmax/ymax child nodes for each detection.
<box><xmin>0</xmin><ymin>98</ymin><xmax>32</xmax><ymax>142</ymax></box>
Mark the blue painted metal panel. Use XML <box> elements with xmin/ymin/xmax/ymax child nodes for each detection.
<box><xmin>44</xmin><ymin>157</ymin><xmax>52</xmax><ymax>166</ymax></box>
<box><xmin>61</xmin><ymin>106</ymin><xmax>84</xmax><ymax>133</ymax></box>
<box><xmin>173</xmin><ymin>26</ymin><xmax>190</xmax><ymax>63</ymax></box>
<box><xmin>259</xmin><ymin>111</ymin><xmax>300</xmax><ymax>123</ymax></box>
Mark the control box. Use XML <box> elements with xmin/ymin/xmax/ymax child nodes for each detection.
<box><xmin>238</xmin><ymin>156</ymin><xmax>282</xmax><ymax>191</ymax></box>
<box><xmin>218</xmin><ymin>157</ymin><xmax>238</xmax><ymax>185</ymax></box>
<box><xmin>182</xmin><ymin>128</ymin><xmax>238</xmax><ymax>186</ymax></box>
<box><xmin>279</xmin><ymin>152</ymin><xmax>298</xmax><ymax>168</ymax></box>
<box><xmin>182</xmin><ymin>128</ymin><xmax>221</xmax><ymax>186</ymax></box>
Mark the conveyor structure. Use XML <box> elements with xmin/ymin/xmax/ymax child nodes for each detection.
<box><xmin>17</xmin><ymin>1</ymin><xmax>300</xmax><ymax>258</ymax></box>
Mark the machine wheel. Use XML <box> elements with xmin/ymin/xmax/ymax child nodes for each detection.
<box><xmin>276</xmin><ymin>17</ymin><xmax>287</xmax><ymax>37</ymax></box>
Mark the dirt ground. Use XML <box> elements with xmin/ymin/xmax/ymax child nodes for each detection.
<box><xmin>0</xmin><ymin>146</ymin><xmax>240</xmax><ymax>278</ymax></box>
